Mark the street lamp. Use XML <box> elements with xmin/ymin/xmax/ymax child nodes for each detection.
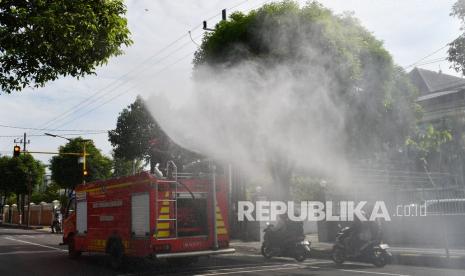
<box><xmin>44</xmin><ymin>133</ymin><xmax>72</xmax><ymax>142</ymax></box>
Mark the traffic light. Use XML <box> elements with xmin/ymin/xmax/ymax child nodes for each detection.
<box><xmin>13</xmin><ymin>145</ymin><xmax>20</xmax><ymax>157</ymax></box>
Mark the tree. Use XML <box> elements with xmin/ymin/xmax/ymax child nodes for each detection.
<box><xmin>112</xmin><ymin>154</ymin><xmax>144</xmax><ymax>177</ymax></box>
<box><xmin>109</xmin><ymin>96</ymin><xmax>200</xmax><ymax>173</ymax></box>
<box><xmin>31</xmin><ymin>182</ymin><xmax>60</xmax><ymax>204</ymax></box>
<box><xmin>0</xmin><ymin>156</ymin><xmax>12</xmax><ymax>214</ymax></box>
<box><xmin>448</xmin><ymin>0</ymin><xmax>465</xmax><ymax>75</ymax></box>
<box><xmin>0</xmin><ymin>154</ymin><xmax>44</xmax><ymax>223</ymax></box>
<box><xmin>50</xmin><ymin>138</ymin><xmax>112</xmax><ymax>190</ymax></box>
<box><xmin>193</xmin><ymin>1</ymin><xmax>419</xmax><ymax>199</ymax></box>
<box><xmin>0</xmin><ymin>0</ymin><xmax>132</xmax><ymax>93</ymax></box>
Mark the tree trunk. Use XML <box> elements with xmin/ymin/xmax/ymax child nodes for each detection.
<box><xmin>270</xmin><ymin>167</ymin><xmax>292</xmax><ymax>201</ymax></box>
<box><xmin>267</xmin><ymin>155</ymin><xmax>294</xmax><ymax>201</ymax></box>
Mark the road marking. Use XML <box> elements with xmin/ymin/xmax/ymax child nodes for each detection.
<box><xmin>0</xmin><ymin>250</ymin><xmax>64</xmax><ymax>256</ymax></box>
<box><xmin>117</xmin><ymin>264</ymin><xmax>304</xmax><ymax>276</ymax></box>
<box><xmin>339</xmin><ymin>269</ymin><xmax>410</xmax><ymax>276</ymax></box>
<box><xmin>3</xmin><ymin>236</ymin><xmax>67</xmax><ymax>252</ymax></box>
<box><xmin>192</xmin><ymin>264</ymin><xmax>306</xmax><ymax>275</ymax></box>
<box><xmin>303</xmin><ymin>260</ymin><xmax>332</xmax><ymax>265</ymax></box>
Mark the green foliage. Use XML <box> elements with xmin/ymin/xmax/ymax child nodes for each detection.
<box><xmin>109</xmin><ymin>96</ymin><xmax>165</xmax><ymax>162</ymax></box>
<box><xmin>112</xmin><ymin>156</ymin><xmax>144</xmax><ymax>177</ymax></box>
<box><xmin>31</xmin><ymin>182</ymin><xmax>60</xmax><ymax>204</ymax></box>
<box><xmin>50</xmin><ymin>138</ymin><xmax>112</xmax><ymax>189</ymax></box>
<box><xmin>109</xmin><ymin>96</ymin><xmax>201</xmax><ymax>171</ymax></box>
<box><xmin>194</xmin><ymin>0</ymin><xmax>419</xmax><ymax>161</ymax></box>
<box><xmin>0</xmin><ymin>156</ymin><xmax>10</xmax><ymax>195</ymax></box>
<box><xmin>291</xmin><ymin>176</ymin><xmax>325</xmax><ymax>201</ymax></box>
<box><xmin>0</xmin><ymin>154</ymin><xmax>45</xmax><ymax>195</ymax></box>
<box><xmin>406</xmin><ymin>124</ymin><xmax>453</xmax><ymax>162</ymax></box>
<box><xmin>0</xmin><ymin>0</ymin><xmax>132</xmax><ymax>93</ymax></box>
<box><xmin>448</xmin><ymin>0</ymin><xmax>465</xmax><ymax>75</ymax></box>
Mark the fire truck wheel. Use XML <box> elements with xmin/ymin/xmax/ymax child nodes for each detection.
<box><xmin>68</xmin><ymin>234</ymin><xmax>81</xmax><ymax>259</ymax></box>
<box><xmin>107</xmin><ymin>239</ymin><xmax>124</xmax><ymax>269</ymax></box>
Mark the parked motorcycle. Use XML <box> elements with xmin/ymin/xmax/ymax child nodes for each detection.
<box><xmin>51</xmin><ymin>212</ymin><xmax>62</xmax><ymax>234</ymax></box>
<box><xmin>332</xmin><ymin>225</ymin><xmax>391</xmax><ymax>267</ymax></box>
<box><xmin>261</xmin><ymin>223</ymin><xmax>311</xmax><ymax>262</ymax></box>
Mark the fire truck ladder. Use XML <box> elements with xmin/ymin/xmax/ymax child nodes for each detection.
<box><xmin>155</xmin><ymin>161</ymin><xmax>178</xmax><ymax>239</ymax></box>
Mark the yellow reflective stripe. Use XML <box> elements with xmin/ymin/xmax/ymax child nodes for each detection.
<box><xmin>157</xmin><ymin>231</ymin><xmax>170</xmax><ymax>238</ymax></box>
<box><xmin>157</xmin><ymin>222</ymin><xmax>170</xmax><ymax>230</ymax></box>
<box><xmin>82</xmin><ymin>179</ymin><xmax>151</xmax><ymax>193</ymax></box>
<box><xmin>159</xmin><ymin>214</ymin><xmax>170</xmax><ymax>219</ymax></box>
<box><xmin>160</xmin><ymin>207</ymin><xmax>169</xmax><ymax>214</ymax></box>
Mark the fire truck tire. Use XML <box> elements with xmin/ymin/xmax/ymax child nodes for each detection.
<box><xmin>106</xmin><ymin>238</ymin><xmax>124</xmax><ymax>269</ymax></box>
<box><xmin>68</xmin><ymin>234</ymin><xmax>81</xmax><ymax>259</ymax></box>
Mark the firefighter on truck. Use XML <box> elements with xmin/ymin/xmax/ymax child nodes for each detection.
<box><xmin>61</xmin><ymin>161</ymin><xmax>234</xmax><ymax>268</ymax></box>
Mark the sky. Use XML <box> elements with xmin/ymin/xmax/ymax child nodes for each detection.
<box><xmin>0</xmin><ymin>0</ymin><xmax>462</xmax><ymax>167</ymax></box>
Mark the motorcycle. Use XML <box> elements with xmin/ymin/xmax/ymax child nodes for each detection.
<box><xmin>51</xmin><ymin>213</ymin><xmax>62</xmax><ymax>234</ymax></box>
<box><xmin>332</xmin><ymin>225</ymin><xmax>391</xmax><ymax>267</ymax></box>
<box><xmin>261</xmin><ymin>223</ymin><xmax>311</xmax><ymax>262</ymax></box>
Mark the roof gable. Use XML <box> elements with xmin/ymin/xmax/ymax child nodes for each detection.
<box><xmin>409</xmin><ymin>67</ymin><xmax>465</xmax><ymax>95</ymax></box>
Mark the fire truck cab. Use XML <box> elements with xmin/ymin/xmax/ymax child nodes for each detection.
<box><xmin>62</xmin><ymin>161</ymin><xmax>234</xmax><ymax>266</ymax></box>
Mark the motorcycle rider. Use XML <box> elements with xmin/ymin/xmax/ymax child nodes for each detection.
<box><xmin>269</xmin><ymin>213</ymin><xmax>304</xmax><ymax>247</ymax></box>
<box><xmin>345</xmin><ymin>210</ymin><xmax>365</xmax><ymax>256</ymax></box>
<box><xmin>51</xmin><ymin>209</ymin><xmax>62</xmax><ymax>233</ymax></box>
<box><xmin>345</xmin><ymin>210</ymin><xmax>382</xmax><ymax>256</ymax></box>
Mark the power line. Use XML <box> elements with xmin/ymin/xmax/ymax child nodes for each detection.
<box><xmin>29</xmin><ymin>32</ymin><xmax>191</xmax><ymax>136</ymax></box>
<box><xmin>0</xmin><ymin>123</ymin><xmax>108</xmax><ymax>132</ymax></box>
<box><xmin>413</xmin><ymin>57</ymin><xmax>447</xmax><ymax>67</ymax></box>
<box><xmin>46</xmin><ymin>34</ymin><xmax>201</xmax><ymax>131</ymax></box>
<box><xmin>53</xmin><ymin>50</ymin><xmax>196</xmax><ymax>129</ymax></box>
<box><xmin>30</xmin><ymin>0</ymin><xmax>270</xmax><ymax>132</ymax></box>
<box><xmin>0</xmin><ymin>132</ymin><xmax>107</xmax><ymax>138</ymax></box>
<box><xmin>404</xmin><ymin>44</ymin><xmax>449</xmax><ymax>69</ymax></box>
<box><xmin>32</xmin><ymin>0</ymin><xmax>254</xmax><ymax>134</ymax></box>
<box><xmin>189</xmin><ymin>30</ymin><xmax>200</xmax><ymax>46</ymax></box>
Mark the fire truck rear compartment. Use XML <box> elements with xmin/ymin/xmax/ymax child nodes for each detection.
<box><xmin>177</xmin><ymin>198</ymin><xmax>208</xmax><ymax>237</ymax></box>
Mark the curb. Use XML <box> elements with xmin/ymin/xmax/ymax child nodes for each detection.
<box><xmin>231</xmin><ymin>243</ymin><xmax>465</xmax><ymax>269</ymax></box>
<box><xmin>392</xmin><ymin>253</ymin><xmax>465</xmax><ymax>270</ymax></box>
<box><xmin>0</xmin><ymin>223</ymin><xmax>44</xmax><ymax>230</ymax></box>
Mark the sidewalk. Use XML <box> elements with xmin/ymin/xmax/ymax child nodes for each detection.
<box><xmin>230</xmin><ymin>234</ymin><xmax>465</xmax><ymax>269</ymax></box>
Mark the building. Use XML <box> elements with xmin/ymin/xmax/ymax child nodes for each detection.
<box><xmin>409</xmin><ymin>67</ymin><xmax>465</xmax><ymax>122</ymax></box>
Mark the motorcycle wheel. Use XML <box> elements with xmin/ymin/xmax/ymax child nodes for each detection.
<box><xmin>261</xmin><ymin>244</ymin><xmax>273</xmax><ymax>260</ymax></box>
<box><xmin>372</xmin><ymin>249</ymin><xmax>387</xmax><ymax>268</ymax></box>
<box><xmin>332</xmin><ymin>247</ymin><xmax>345</xmax><ymax>265</ymax></box>
<box><xmin>294</xmin><ymin>246</ymin><xmax>307</xmax><ymax>262</ymax></box>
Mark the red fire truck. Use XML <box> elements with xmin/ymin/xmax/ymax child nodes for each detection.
<box><xmin>62</xmin><ymin>161</ymin><xmax>234</xmax><ymax>267</ymax></box>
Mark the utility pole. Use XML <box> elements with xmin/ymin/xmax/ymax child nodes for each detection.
<box><xmin>203</xmin><ymin>9</ymin><xmax>227</xmax><ymax>31</ymax></box>
<box><xmin>23</xmin><ymin>133</ymin><xmax>27</xmax><ymax>151</ymax></box>
<box><xmin>14</xmin><ymin>132</ymin><xmax>30</xmax><ymax>152</ymax></box>
<box><xmin>13</xmin><ymin>133</ymin><xmax>30</xmax><ymax>226</ymax></box>
<box><xmin>13</xmin><ymin>132</ymin><xmax>31</xmax><ymax>152</ymax></box>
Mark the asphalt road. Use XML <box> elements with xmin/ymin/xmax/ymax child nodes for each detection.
<box><xmin>1</xmin><ymin>227</ymin><xmax>464</xmax><ymax>276</ymax></box>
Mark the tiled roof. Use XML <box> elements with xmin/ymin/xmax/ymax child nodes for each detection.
<box><xmin>409</xmin><ymin>67</ymin><xmax>465</xmax><ymax>95</ymax></box>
